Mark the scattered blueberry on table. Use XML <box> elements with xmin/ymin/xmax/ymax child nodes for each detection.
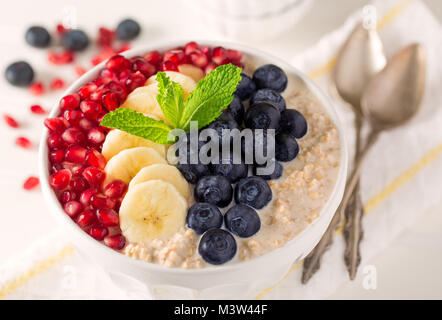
<box><xmin>116</xmin><ymin>18</ymin><xmax>141</xmax><ymax>41</ymax></box>
<box><xmin>5</xmin><ymin>61</ymin><xmax>34</xmax><ymax>87</ymax></box>
<box><xmin>62</xmin><ymin>29</ymin><xmax>90</xmax><ymax>51</ymax></box>
<box><xmin>25</xmin><ymin>26</ymin><xmax>51</xmax><ymax>48</ymax></box>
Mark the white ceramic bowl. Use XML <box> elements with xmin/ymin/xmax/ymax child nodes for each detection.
<box><xmin>39</xmin><ymin>40</ymin><xmax>347</xmax><ymax>300</ymax></box>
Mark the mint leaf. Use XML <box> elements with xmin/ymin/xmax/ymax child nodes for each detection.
<box><xmin>100</xmin><ymin>108</ymin><xmax>173</xmax><ymax>144</ymax></box>
<box><xmin>179</xmin><ymin>64</ymin><xmax>242</xmax><ymax>130</ymax></box>
<box><xmin>156</xmin><ymin>72</ymin><xmax>185</xmax><ymax>128</ymax></box>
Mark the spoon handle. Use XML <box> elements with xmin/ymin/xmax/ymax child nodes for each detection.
<box><xmin>344</xmin><ymin>114</ymin><xmax>364</xmax><ymax>280</ymax></box>
<box><xmin>339</xmin><ymin>130</ymin><xmax>379</xmax><ymax>220</ymax></box>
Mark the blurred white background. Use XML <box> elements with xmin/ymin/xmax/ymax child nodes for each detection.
<box><xmin>0</xmin><ymin>0</ymin><xmax>441</xmax><ymax>299</ymax></box>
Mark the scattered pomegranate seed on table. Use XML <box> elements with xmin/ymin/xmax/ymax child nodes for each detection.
<box><xmin>15</xmin><ymin>136</ymin><xmax>33</xmax><ymax>149</ymax></box>
<box><xmin>74</xmin><ymin>65</ymin><xmax>87</xmax><ymax>77</ymax></box>
<box><xmin>30</xmin><ymin>104</ymin><xmax>47</xmax><ymax>115</ymax></box>
<box><xmin>50</xmin><ymin>77</ymin><xmax>65</xmax><ymax>90</ymax></box>
<box><xmin>48</xmin><ymin>50</ymin><xmax>75</xmax><ymax>65</ymax></box>
<box><xmin>29</xmin><ymin>82</ymin><xmax>45</xmax><ymax>96</ymax></box>
<box><xmin>23</xmin><ymin>176</ymin><xmax>40</xmax><ymax>190</ymax></box>
<box><xmin>3</xmin><ymin>115</ymin><xmax>19</xmax><ymax>128</ymax></box>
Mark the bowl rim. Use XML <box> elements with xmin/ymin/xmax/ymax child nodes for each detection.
<box><xmin>38</xmin><ymin>39</ymin><xmax>348</xmax><ymax>275</ymax></box>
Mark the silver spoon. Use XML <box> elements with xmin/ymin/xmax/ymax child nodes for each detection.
<box><xmin>302</xmin><ymin>23</ymin><xmax>387</xmax><ymax>283</ymax></box>
<box><xmin>338</xmin><ymin>43</ymin><xmax>427</xmax><ymax>241</ymax></box>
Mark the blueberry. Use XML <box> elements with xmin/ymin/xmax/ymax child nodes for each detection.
<box><xmin>178</xmin><ymin>163</ymin><xmax>210</xmax><ymax>184</ymax></box>
<box><xmin>207</xmin><ymin>117</ymin><xmax>239</xmax><ymax>144</ymax></box>
<box><xmin>250</xmin><ymin>89</ymin><xmax>286</xmax><ymax>113</ymax></box>
<box><xmin>253</xmin><ymin>64</ymin><xmax>288</xmax><ymax>92</ymax></box>
<box><xmin>280</xmin><ymin>109</ymin><xmax>308</xmax><ymax>139</ymax></box>
<box><xmin>244</xmin><ymin>102</ymin><xmax>280</xmax><ymax>130</ymax></box>
<box><xmin>275</xmin><ymin>133</ymin><xmax>299</xmax><ymax>162</ymax></box>
<box><xmin>211</xmin><ymin>157</ymin><xmax>248</xmax><ymax>183</ymax></box>
<box><xmin>235</xmin><ymin>176</ymin><xmax>272</xmax><ymax>209</ymax></box>
<box><xmin>226</xmin><ymin>95</ymin><xmax>244</xmax><ymax>125</ymax></box>
<box><xmin>235</xmin><ymin>73</ymin><xmax>256</xmax><ymax>100</ymax></box>
<box><xmin>195</xmin><ymin>175</ymin><xmax>233</xmax><ymax>208</ymax></box>
<box><xmin>116</xmin><ymin>19</ymin><xmax>141</xmax><ymax>41</ymax></box>
<box><xmin>225</xmin><ymin>204</ymin><xmax>261</xmax><ymax>238</ymax></box>
<box><xmin>62</xmin><ymin>30</ymin><xmax>90</xmax><ymax>52</ymax></box>
<box><xmin>253</xmin><ymin>160</ymin><xmax>283</xmax><ymax>180</ymax></box>
<box><xmin>198</xmin><ymin>229</ymin><xmax>237</xmax><ymax>265</ymax></box>
<box><xmin>186</xmin><ymin>203</ymin><xmax>223</xmax><ymax>235</ymax></box>
<box><xmin>4</xmin><ymin>61</ymin><xmax>34</xmax><ymax>87</ymax></box>
<box><xmin>25</xmin><ymin>26</ymin><xmax>51</xmax><ymax>48</ymax></box>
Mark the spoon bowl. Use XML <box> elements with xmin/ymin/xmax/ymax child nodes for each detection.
<box><xmin>362</xmin><ymin>43</ymin><xmax>427</xmax><ymax>131</ymax></box>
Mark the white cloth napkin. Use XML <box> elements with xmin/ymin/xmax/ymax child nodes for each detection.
<box><xmin>1</xmin><ymin>0</ymin><xmax>441</xmax><ymax>300</ymax></box>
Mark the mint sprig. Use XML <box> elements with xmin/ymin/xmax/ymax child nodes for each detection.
<box><xmin>100</xmin><ymin>108</ymin><xmax>172</xmax><ymax>144</ymax></box>
<box><xmin>100</xmin><ymin>63</ymin><xmax>242</xmax><ymax>144</ymax></box>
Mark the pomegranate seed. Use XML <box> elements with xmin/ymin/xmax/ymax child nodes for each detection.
<box><xmin>114</xmin><ymin>199</ymin><xmax>122</xmax><ymax>211</ymax></box>
<box><xmin>101</xmin><ymin>92</ymin><xmax>119</xmax><ymax>111</ymax></box>
<box><xmin>205</xmin><ymin>62</ymin><xmax>218</xmax><ymax>74</ymax></box>
<box><xmin>184</xmin><ymin>41</ymin><xmax>200</xmax><ymax>55</ymax></box>
<box><xmin>59</xmin><ymin>93</ymin><xmax>81</xmax><ymax>111</ymax></box>
<box><xmin>106</xmin><ymin>55</ymin><xmax>131</xmax><ymax>72</ymax></box>
<box><xmin>160</xmin><ymin>60</ymin><xmax>178</xmax><ymax>72</ymax></box>
<box><xmin>15</xmin><ymin>137</ymin><xmax>32</xmax><ymax>149</ymax></box>
<box><xmin>44</xmin><ymin>118</ymin><xmax>65</xmax><ymax>132</ymax></box>
<box><xmin>106</xmin><ymin>81</ymin><xmax>127</xmax><ymax>102</ymax></box>
<box><xmin>227</xmin><ymin>49</ymin><xmax>242</xmax><ymax>63</ymax></box>
<box><xmin>87</xmin><ymin>127</ymin><xmax>106</xmax><ymax>145</ymax></box>
<box><xmin>65</xmin><ymin>145</ymin><xmax>88</xmax><ymax>163</ymax></box>
<box><xmin>89</xmin><ymin>86</ymin><xmax>109</xmax><ymax>102</ymax></box>
<box><xmin>30</xmin><ymin>105</ymin><xmax>47</xmax><ymax>115</ymax></box>
<box><xmin>49</xmin><ymin>169</ymin><xmax>71</xmax><ymax>190</ymax></box>
<box><xmin>104</xmin><ymin>234</ymin><xmax>126</xmax><ymax>250</ymax></box>
<box><xmin>98</xmin><ymin>68</ymin><xmax>118</xmax><ymax>84</ymax></box>
<box><xmin>60</xmin><ymin>190</ymin><xmax>78</xmax><ymax>203</ymax></box>
<box><xmin>64</xmin><ymin>200</ymin><xmax>83</xmax><ymax>217</ymax></box>
<box><xmin>29</xmin><ymin>82</ymin><xmax>45</xmax><ymax>96</ymax></box>
<box><xmin>50</xmin><ymin>149</ymin><xmax>64</xmax><ymax>163</ymax></box>
<box><xmin>190</xmin><ymin>51</ymin><xmax>208</xmax><ymax>68</ymax></box>
<box><xmin>80</xmin><ymin>100</ymin><xmax>102</xmax><ymax>120</ymax></box>
<box><xmin>47</xmin><ymin>133</ymin><xmax>64</xmax><ymax>149</ymax></box>
<box><xmin>89</xmin><ymin>226</ymin><xmax>109</xmax><ymax>240</ymax></box>
<box><xmin>62</xmin><ymin>127</ymin><xmax>86</xmax><ymax>145</ymax></box>
<box><xmin>79</xmin><ymin>188</ymin><xmax>98</xmax><ymax>206</ymax></box>
<box><xmin>200</xmin><ymin>46</ymin><xmax>212</xmax><ymax>59</ymax></box>
<box><xmin>78</xmin><ymin>82</ymin><xmax>98</xmax><ymax>100</ymax></box>
<box><xmin>91</xmin><ymin>194</ymin><xmax>116</xmax><ymax>209</ymax></box>
<box><xmin>118</xmin><ymin>69</ymin><xmax>132</xmax><ymax>83</ymax></box>
<box><xmin>78</xmin><ymin>118</ymin><xmax>97</xmax><ymax>132</ymax></box>
<box><xmin>56</xmin><ymin>23</ymin><xmax>68</xmax><ymax>35</ymax></box>
<box><xmin>51</xmin><ymin>163</ymin><xmax>63</xmax><ymax>174</ymax></box>
<box><xmin>86</xmin><ymin>149</ymin><xmax>106</xmax><ymax>169</ymax></box>
<box><xmin>70</xmin><ymin>176</ymin><xmax>89</xmax><ymax>192</ymax></box>
<box><xmin>48</xmin><ymin>51</ymin><xmax>74</xmax><ymax>65</ymax></box>
<box><xmin>132</xmin><ymin>59</ymin><xmax>155</xmax><ymax>78</ymax></box>
<box><xmin>74</xmin><ymin>65</ymin><xmax>87</xmax><ymax>77</ymax></box>
<box><xmin>3</xmin><ymin>115</ymin><xmax>19</xmax><ymax>128</ymax></box>
<box><xmin>145</xmin><ymin>51</ymin><xmax>162</xmax><ymax>65</ymax></box>
<box><xmin>103</xmin><ymin>180</ymin><xmax>127</xmax><ymax>199</ymax></box>
<box><xmin>97</xmin><ymin>27</ymin><xmax>115</xmax><ymax>47</ymax></box>
<box><xmin>63</xmin><ymin>110</ymin><xmax>82</xmax><ymax>126</ymax></box>
<box><xmin>96</xmin><ymin>208</ymin><xmax>119</xmax><ymax>226</ymax></box>
<box><xmin>164</xmin><ymin>50</ymin><xmax>185</xmax><ymax>65</ymax></box>
<box><xmin>126</xmin><ymin>72</ymin><xmax>146</xmax><ymax>92</ymax></box>
<box><xmin>82</xmin><ymin>166</ymin><xmax>106</xmax><ymax>187</ymax></box>
<box><xmin>212</xmin><ymin>47</ymin><xmax>228</xmax><ymax>65</ymax></box>
<box><xmin>23</xmin><ymin>176</ymin><xmax>39</xmax><ymax>190</ymax></box>
<box><xmin>76</xmin><ymin>209</ymin><xmax>97</xmax><ymax>228</ymax></box>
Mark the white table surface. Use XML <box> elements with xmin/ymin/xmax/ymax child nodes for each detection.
<box><xmin>0</xmin><ymin>0</ymin><xmax>441</xmax><ymax>299</ymax></box>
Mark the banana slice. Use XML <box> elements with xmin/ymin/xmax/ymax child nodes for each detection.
<box><xmin>129</xmin><ymin>164</ymin><xmax>191</xmax><ymax>200</ymax></box>
<box><xmin>102</xmin><ymin>129</ymin><xmax>167</xmax><ymax>161</ymax></box>
<box><xmin>120</xmin><ymin>180</ymin><xmax>188</xmax><ymax>242</ymax></box>
<box><xmin>104</xmin><ymin>147</ymin><xmax>167</xmax><ymax>185</ymax></box>
<box><xmin>178</xmin><ymin>64</ymin><xmax>205</xmax><ymax>82</ymax></box>
<box><xmin>146</xmin><ymin>71</ymin><xmax>196</xmax><ymax>98</ymax></box>
<box><xmin>121</xmin><ymin>85</ymin><xmax>166</xmax><ymax>121</ymax></box>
